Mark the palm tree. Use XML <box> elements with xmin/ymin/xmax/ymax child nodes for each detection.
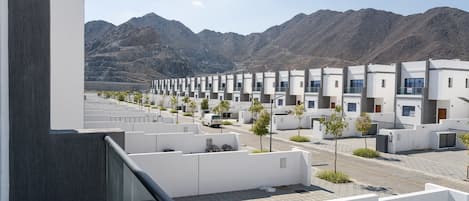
<box><xmin>293</xmin><ymin>102</ymin><xmax>305</xmax><ymax>136</ymax></box>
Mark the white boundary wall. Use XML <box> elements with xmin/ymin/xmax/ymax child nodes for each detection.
<box><xmin>0</xmin><ymin>0</ymin><xmax>8</xmax><ymax>198</ymax></box>
<box><xmin>328</xmin><ymin>183</ymin><xmax>469</xmax><ymax>201</ymax></box>
<box><xmin>125</xmin><ymin>132</ymin><xmax>240</xmax><ymax>154</ymax></box>
<box><xmin>379</xmin><ymin>118</ymin><xmax>469</xmax><ymax>153</ymax></box>
<box><xmin>50</xmin><ymin>0</ymin><xmax>84</xmax><ymax>129</ymax></box>
<box><xmin>130</xmin><ymin>148</ymin><xmax>311</xmax><ymax>198</ymax></box>
<box><xmin>84</xmin><ymin>122</ymin><xmax>201</xmax><ymax>134</ymax></box>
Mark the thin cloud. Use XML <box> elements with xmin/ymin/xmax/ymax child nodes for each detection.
<box><xmin>192</xmin><ymin>0</ymin><xmax>205</xmax><ymax>8</ymax></box>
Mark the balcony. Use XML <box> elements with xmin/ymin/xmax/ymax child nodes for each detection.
<box><xmin>105</xmin><ymin>136</ymin><xmax>173</xmax><ymax>201</ymax></box>
<box><xmin>218</xmin><ymin>87</ymin><xmax>226</xmax><ymax>91</ymax></box>
<box><xmin>305</xmin><ymin>87</ymin><xmax>320</xmax><ymax>93</ymax></box>
<box><xmin>206</xmin><ymin>87</ymin><xmax>212</xmax><ymax>91</ymax></box>
<box><xmin>234</xmin><ymin>86</ymin><xmax>242</xmax><ymax>91</ymax></box>
<box><xmin>276</xmin><ymin>87</ymin><xmax>287</xmax><ymax>92</ymax></box>
<box><xmin>397</xmin><ymin>87</ymin><xmax>423</xmax><ymax>95</ymax></box>
<box><xmin>253</xmin><ymin>86</ymin><xmax>263</xmax><ymax>92</ymax></box>
<box><xmin>344</xmin><ymin>87</ymin><xmax>363</xmax><ymax>94</ymax></box>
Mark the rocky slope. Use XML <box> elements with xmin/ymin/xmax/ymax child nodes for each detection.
<box><xmin>85</xmin><ymin>7</ymin><xmax>469</xmax><ymax>82</ymax></box>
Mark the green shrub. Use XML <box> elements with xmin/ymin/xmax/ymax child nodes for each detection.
<box><xmin>353</xmin><ymin>148</ymin><xmax>380</xmax><ymax>158</ymax></box>
<box><xmin>183</xmin><ymin>112</ymin><xmax>193</xmax><ymax>117</ymax></box>
<box><xmin>144</xmin><ymin>104</ymin><xmax>151</xmax><ymax>108</ymax></box>
<box><xmin>159</xmin><ymin>107</ymin><xmax>167</xmax><ymax>111</ymax></box>
<box><xmin>290</xmin><ymin>135</ymin><xmax>310</xmax><ymax>142</ymax></box>
<box><xmin>222</xmin><ymin>121</ymin><xmax>233</xmax><ymax>125</ymax></box>
<box><xmin>252</xmin><ymin>149</ymin><xmax>269</xmax><ymax>154</ymax></box>
<box><xmin>151</xmin><ymin>106</ymin><xmax>158</xmax><ymax>109</ymax></box>
<box><xmin>316</xmin><ymin>170</ymin><xmax>351</xmax><ymax>183</ymax></box>
<box><xmin>170</xmin><ymin>109</ymin><xmax>178</xmax><ymax>113</ymax></box>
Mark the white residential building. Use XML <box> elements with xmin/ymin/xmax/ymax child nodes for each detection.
<box><xmin>428</xmin><ymin>59</ymin><xmax>469</xmax><ymax>122</ymax></box>
<box><xmin>304</xmin><ymin>68</ymin><xmax>322</xmax><ymax>112</ymax></box>
<box><xmin>322</xmin><ymin>67</ymin><xmax>343</xmax><ymax>109</ymax></box>
<box><xmin>289</xmin><ymin>70</ymin><xmax>305</xmax><ymax>105</ymax></box>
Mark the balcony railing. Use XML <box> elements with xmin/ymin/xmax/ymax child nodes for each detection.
<box><xmin>305</xmin><ymin>87</ymin><xmax>320</xmax><ymax>93</ymax></box>
<box><xmin>206</xmin><ymin>87</ymin><xmax>212</xmax><ymax>91</ymax></box>
<box><xmin>276</xmin><ymin>87</ymin><xmax>287</xmax><ymax>92</ymax></box>
<box><xmin>397</xmin><ymin>87</ymin><xmax>423</xmax><ymax>95</ymax></box>
<box><xmin>218</xmin><ymin>87</ymin><xmax>226</xmax><ymax>91</ymax></box>
<box><xmin>234</xmin><ymin>86</ymin><xmax>242</xmax><ymax>91</ymax></box>
<box><xmin>344</xmin><ymin>87</ymin><xmax>363</xmax><ymax>94</ymax></box>
<box><xmin>253</xmin><ymin>86</ymin><xmax>263</xmax><ymax>92</ymax></box>
<box><xmin>105</xmin><ymin>136</ymin><xmax>173</xmax><ymax>201</ymax></box>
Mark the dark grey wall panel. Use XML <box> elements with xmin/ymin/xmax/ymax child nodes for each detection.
<box><xmin>8</xmin><ymin>0</ymin><xmax>125</xmax><ymax>201</ymax></box>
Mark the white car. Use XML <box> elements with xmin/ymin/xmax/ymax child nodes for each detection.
<box><xmin>202</xmin><ymin>114</ymin><xmax>222</xmax><ymax>128</ymax></box>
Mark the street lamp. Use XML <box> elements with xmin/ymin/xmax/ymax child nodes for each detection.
<box><xmin>269</xmin><ymin>94</ymin><xmax>285</xmax><ymax>152</ymax></box>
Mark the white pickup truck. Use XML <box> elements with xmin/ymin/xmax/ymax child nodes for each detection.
<box><xmin>202</xmin><ymin>113</ymin><xmax>222</xmax><ymax>128</ymax></box>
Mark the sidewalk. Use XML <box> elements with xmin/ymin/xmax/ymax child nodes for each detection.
<box><xmin>229</xmin><ymin>122</ymin><xmax>469</xmax><ymax>183</ymax></box>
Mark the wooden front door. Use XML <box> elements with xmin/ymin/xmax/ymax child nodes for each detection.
<box><xmin>375</xmin><ymin>105</ymin><xmax>382</xmax><ymax>113</ymax></box>
<box><xmin>438</xmin><ymin>108</ymin><xmax>447</xmax><ymax>122</ymax></box>
<box><xmin>330</xmin><ymin>102</ymin><xmax>336</xmax><ymax>109</ymax></box>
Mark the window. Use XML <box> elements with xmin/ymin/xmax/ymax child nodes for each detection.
<box><xmin>219</xmin><ymin>96</ymin><xmax>223</xmax><ymax>100</ymax></box>
<box><xmin>278</xmin><ymin>99</ymin><xmax>284</xmax><ymax>106</ymax></box>
<box><xmin>381</xmin><ymin>79</ymin><xmax>386</xmax><ymax>88</ymax></box>
<box><xmin>208</xmin><ymin>83</ymin><xmax>212</xmax><ymax>88</ymax></box>
<box><xmin>402</xmin><ymin>106</ymin><xmax>416</xmax><ymax>117</ymax></box>
<box><xmin>404</xmin><ymin>78</ymin><xmax>424</xmax><ymax>88</ymax></box>
<box><xmin>310</xmin><ymin>80</ymin><xmax>320</xmax><ymax>87</ymax></box>
<box><xmin>335</xmin><ymin>80</ymin><xmax>339</xmax><ymax>88</ymax></box>
<box><xmin>308</xmin><ymin>101</ymin><xmax>315</xmax><ymax>109</ymax></box>
<box><xmin>466</xmin><ymin>78</ymin><xmax>469</xmax><ymax>88</ymax></box>
<box><xmin>350</xmin><ymin>80</ymin><xmax>364</xmax><ymax>88</ymax></box>
<box><xmin>237</xmin><ymin>82</ymin><xmax>242</xmax><ymax>88</ymax></box>
<box><xmin>280</xmin><ymin>81</ymin><xmax>288</xmax><ymax>87</ymax></box>
<box><xmin>300</xmin><ymin>81</ymin><xmax>303</xmax><ymax>88</ymax></box>
<box><xmin>347</xmin><ymin>103</ymin><xmax>357</xmax><ymax>112</ymax></box>
<box><xmin>448</xmin><ymin>77</ymin><xmax>452</xmax><ymax>88</ymax></box>
<box><xmin>235</xmin><ymin>97</ymin><xmax>239</xmax><ymax>102</ymax></box>
<box><xmin>256</xmin><ymin>82</ymin><xmax>262</xmax><ymax>88</ymax></box>
<box><xmin>221</xmin><ymin>83</ymin><xmax>226</xmax><ymax>88</ymax></box>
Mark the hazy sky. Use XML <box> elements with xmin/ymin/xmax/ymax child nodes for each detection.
<box><xmin>85</xmin><ymin>0</ymin><xmax>469</xmax><ymax>35</ymax></box>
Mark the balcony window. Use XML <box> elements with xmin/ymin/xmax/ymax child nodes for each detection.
<box><xmin>448</xmin><ymin>77</ymin><xmax>452</xmax><ymax>88</ymax></box>
<box><xmin>347</xmin><ymin>103</ymin><xmax>357</xmax><ymax>112</ymax></box>
<box><xmin>310</xmin><ymin>80</ymin><xmax>320</xmax><ymax>88</ymax></box>
<box><xmin>335</xmin><ymin>80</ymin><xmax>339</xmax><ymax>88</ymax></box>
<box><xmin>381</xmin><ymin>79</ymin><xmax>386</xmax><ymax>88</ymax></box>
<box><xmin>280</xmin><ymin>81</ymin><xmax>288</xmax><ymax>88</ymax></box>
<box><xmin>256</xmin><ymin>82</ymin><xmax>262</xmax><ymax>88</ymax></box>
<box><xmin>350</xmin><ymin>80</ymin><xmax>363</xmax><ymax>88</ymax></box>
<box><xmin>235</xmin><ymin>97</ymin><xmax>239</xmax><ymax>102</ymax></box>
<box><xmin>221</xmin><ymin>83</ymin><xmax>226</xmax><ymax>88</ymax></box>
<box><xmin>404</xmin><ymin>78</ymin><xmax>424</xmax><ymax>88</ymax></box>
<box><xmin>208</xmin><ymin>83</ymin><xmax>212</xmax><ymax>88</ymax></box>
<box><xmin>308</xmin><ymin>101</ymin><xmax>315</xmax><ymax>109</ymax></box>
<box><xmin>402</xmin><ymin>106</ymin><xmax>416</xmax><ymax>117</ymax></box>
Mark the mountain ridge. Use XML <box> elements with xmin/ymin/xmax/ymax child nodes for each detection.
<box><xmin>85</xmin><ymin>7</ymin><xmax>469</xmax><ymax>82</ymax></box>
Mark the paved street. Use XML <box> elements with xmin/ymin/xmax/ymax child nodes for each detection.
<box><xmin>85</xmin><ymin>95</ymin><xmax>469</xmax><ymax>201</ymax></box>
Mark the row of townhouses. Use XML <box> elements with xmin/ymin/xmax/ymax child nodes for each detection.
<box><xmin>152</xmin><ymin>59</ymin><xmax>469</xmax><ymax>128</ymax></box>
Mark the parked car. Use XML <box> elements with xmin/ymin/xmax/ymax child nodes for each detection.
<box><xmin>202</xmin><ymin>113</ymin><xmax>222</xmax><ymax>127</ymax></box>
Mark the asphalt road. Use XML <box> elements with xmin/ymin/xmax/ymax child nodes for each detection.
<box><xmin>171</xmin><ymin>112</ymin><xmax>469</xmax><ymax>194</ymax></box>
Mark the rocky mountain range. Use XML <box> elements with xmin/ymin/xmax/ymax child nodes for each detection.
<box><xmin>85</xmin><ymin>7</ymin><xmax>469</xmax><ymax>82</ymax></box>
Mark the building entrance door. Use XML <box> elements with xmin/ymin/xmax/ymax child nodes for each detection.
<box><xmin>438</xmin><ymin>108</ymin><xmax>447</xmax><ymax>123</ymax></box>
<box><xmin>375</xmin><ymin>105</ymin><xmax>382</xmax><ymax>113</ymax></box>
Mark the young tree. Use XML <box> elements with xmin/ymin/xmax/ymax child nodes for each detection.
<box><xmin>133</xmin><ymin>92</ymin><xmax>143</xmax><ymax>105</ymax></box>
<box><xmin>189</xmin><ymin>100</ymin><xmax>197</xmax><ymax>123</ymax></box>
<box><xmin>252</xmin><ymin>110</ymin><xmax>270</xmax><ymax>151</ymax></box>
<box><xmin>248</xmin><ymin>100</ymin><xmax>264</xmax><ymax>128</ymax></box>
<box><xmin>355</xmin><ymin>113</ymin><xmax>372</xmax><ymax>149</ymax></box>
<box><xmin>117</xmin><ymin>92</ymin><xmax>126</xmax><ymax>102</ymax></box>
<box><xmin>459</xmin><ymin>134</ymin><xmax>469</xmax><ymax>179</ymax></box>
<box><xmin>170</xmin><ymin>95</ymin><xmax>177</xmax><ymax>110</ymax></box>
<box><xmin>201</xmin><ymin>98</ymin><xmax>209</xmax><ymax>110</ymax></box>
<box><xmin>213</xmin><ymin>100</ymin><xmax>230</xmax><ymax>117</ymax></box>
<box><xmin>320</xmin><ymin>106</ymin><xmax>348</xmax><ymax>173</ymax></box>
<box><xmin>144</xmin><ymin>94</ymin><xmax>150</xmax><ymax>105</ymax></box>
<box><xmin>293</xmin><ymin>102</ymin><xmax>305</xmax><ymax>136</ymax></box>
<box><xmin>182</xmin><ymin>96</ymin><xmax>190</xmax><ymax>111</ymax></box>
